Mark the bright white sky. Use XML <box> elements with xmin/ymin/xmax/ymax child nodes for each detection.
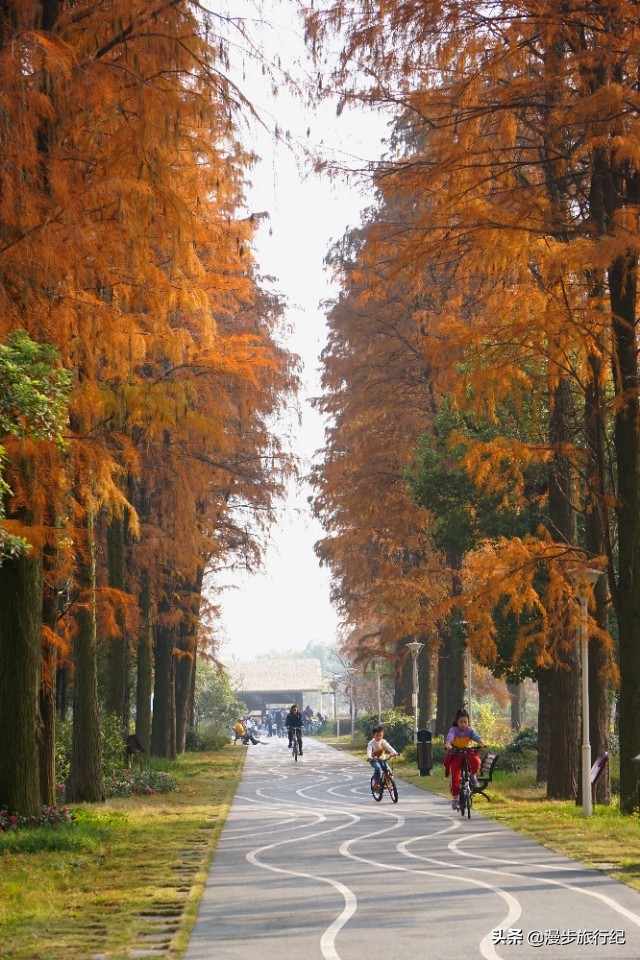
<box><xmin>214</xmin><ymin>2</ymin><xmax>389</xmax><ymax>662</ymax></box>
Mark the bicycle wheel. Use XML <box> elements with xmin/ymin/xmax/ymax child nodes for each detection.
<box><xmin>371</xmin><ymin>776</ymin><xmax>383</xmax><ymax>801</ymax></box>
<box><xmin>460</xmin><ymin>782</ymin><xmax>472</xmax><ymax>818</ymax></box>
<box><xmin>292</xmin><ymin>738</ymin><xmax>299</xmax><ymax>761</ymax></box>
<box><xmin>386</xmin><ymin>774</ymin><xmax>399</xmax><ymax>804</ymax></box>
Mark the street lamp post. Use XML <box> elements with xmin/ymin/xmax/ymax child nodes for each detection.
<box><xmin>330</xmin><ymin>679</ymin><xmax>339</xmax><ymax>739</ymax></box>
<box><xmin>345</xmin><ymin>668</ymin><xmax>357</xmax><ymax>739</ymax></box>
<box><xmin>570</xmin><ymin>566</ymin><xmax>605</xmax><ymax>817</ymax></box>
<box><xmin>406</xmin><ymin>641</ymin><xmax>425</xmax><ymax>744</ymax></box>
<box><xmin>465</xmin><ymin>642</ymin><xmax>473</xmax><ymax>726</ymax></box>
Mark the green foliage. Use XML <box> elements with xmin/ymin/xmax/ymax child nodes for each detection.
<box><xmin>355</xmin><ymin>708</ymin><xmax>414</xmax><ymax>752</ymax></box>
<box><xmin>101</xmin><ymin>714</ymin><xmax>130</xmax><ymax>780</ymax></box>
<box><xmin>56</xmin><ymin>714</ymin><xmax>155</xmax><ymax>794</ymax></box>
<box><xmin>193</xmin><ymin>661</ymin><xmax>246</xmax><ymax>735</ymax></box>
<box><xmin>185</xmin><ymin>728</ymin><xmax>229</xmax><ymax>752</ymax></box>
<box><xmin>0</xmin><ymin>330</ymin><xmax>71</xmax><ymax>442</ymax></box>
<box><xmin>497</xmin><ymin>749</ymin><xmax>538</xmax><ymax>773</ymax></box>
<box><xmin>0</xmin><ymin>330</ymin><xmax>71</xmax><ymax>558</ymax></box>
<box><xmin>473</xmin><ymin>702</ymin><xmax>512</xmax><ymax>746</ymax></box>
<box><xmin>496</xmin><ymin>726</ymin><xmax>539</xmax><ymax>772</ymax></box>
<box><xmin>505</xmin><ymin>726</ymin><xmax>538</xmax><ymax>754</ymax></box>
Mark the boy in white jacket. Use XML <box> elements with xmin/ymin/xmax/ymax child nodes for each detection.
<box><xmin>367</xmin><ymin>725</ymin><xmax>398</xmax><ymax>789</ymax></box>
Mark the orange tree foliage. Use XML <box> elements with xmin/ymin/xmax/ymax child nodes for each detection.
<box><xmin>0</xmin><ymin>0</ymin><xmax>298</xmax><ymax>803</ymax></box>
<box><xmin>312</xmin><ymin>214</ymin><xmax>447</xmax><ymax>667</ymax></box>
<box><xmin>308</xmin><ymin>1</ymin><xmax>640</xmax><ymax>806</ymax></box>
<box><xmin>1</xmin><ymin>0</ymin><xmax>296</xmax><ymax>603</ymax></box>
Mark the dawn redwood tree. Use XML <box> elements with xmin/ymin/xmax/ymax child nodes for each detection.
<box><xmin>0</xmin><ymin>332</ymin><xmax>70</xmax><ymax>815</ymax></box>
<box><xmin>312</xmin><ymin>205</ymin><xmax>448</xmax><ymax>681</ymax></box>
<box><xmin>308</xmin><ymin>0</ymin><xmax>637</xmax><ymax>807</ymax></box>
<box><xmin>0</xmin><ymin>0</ymin><xmax>297</xmax><ymax>810</ymax></box>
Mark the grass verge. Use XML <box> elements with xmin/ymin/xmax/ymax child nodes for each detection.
<box><xmin>0</xmin><ymin>747</ymin><xmax>246</xmax><ymax>960</ymax></box>
<box><xmin>320</xmin><ymin>734</ymin><xmax>640</xmax><ymax>892</ymax></box>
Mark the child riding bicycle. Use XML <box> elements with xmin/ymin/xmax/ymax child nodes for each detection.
<box><xmin>367</xmin><ymin>725</ymin><xmax>398</xmax><ymax>790</ymax></box>
<box><xmin>445</xmin><ymin>709</ymin><xmax>485</xmax><ymax>810</ymax></box>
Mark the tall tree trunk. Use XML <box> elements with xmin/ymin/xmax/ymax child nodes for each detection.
<box><xmin>39</xmin><ymin>541</ymin><xmax>58</xmax><ymax>807</ymax></box>
<box><xmin>151</xmin><ymin>593</ymin><xmax>176</xmax><ymax>759</ymax></box>
<box><xmin>135</xmin><ymin>571</ymin><xmax>153</xmax><ymax>757</ymax></box>
<box><xmin>507</xmin><ymin>683</ymin><xmax>524</xmax><ymax>732</ymax></box>
<box><xmin>435</xmin><ymin>624</ymin><xmax>465</xmax><ymax>735</ymax></box>
<box><xmin>0</xmin><ymin>550</ymin><xmax>43</xmax><ymax>817</ymax></box>
<box><xmin>393</xmin><ymin>638</ymin><xmax>412</xmax><ymax>713</ymax></box>
<box><xmin>585</xmin><ymin>344</ymin><xmax>611</xmax><ymax>805</ymax></box>
<box><xmin>105</xmin><ymin>510</ymin><xmax>130</xmax><ymax>730</ymax></box>
<box><xmin>66</xmin><ymin>509</ymin><xmax>104</xmax><ymax>803</ymax></box>
<box><xmin>417</xmin><ymin>640</ymin><xmax>434</xmax><ymax>730</ymax></box>
<box><xmin>536</xmin><ymin>670</ymin><xmax>551</xmax><ymax>783</ymax></box>
<box><xmin>546</xmin><ymin>375</ymin><xmax>580</xmax><ymax>799</ymax></box>
<box><xmin>174</xmin><ymin>568</ymin><xmax>203</xmax><ymax>754</ymax></box>
<box><xmin>609</xmin><ymin>252</ymin><xmax>640</xmax><ymax>814</ymax></box>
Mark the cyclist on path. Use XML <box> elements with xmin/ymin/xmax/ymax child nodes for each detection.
<box><xmin>367</xmin><ymin>725</ymin><xmax>398</xmax><ymax>791</ymax></box>
<box><xmin>445</xmin><ymin>709</ymin><xmax>485</xmax><ymax>810</ymax></box>
<box><xmin>285</xmin><ymin>704</ymin><xmax>304</xmax><ymax>755</ymax></box>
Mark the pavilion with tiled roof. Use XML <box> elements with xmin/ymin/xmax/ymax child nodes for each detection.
<box><xmin>224</xmin><ymin>658</ymin><xmax>323</xmax><ymax>712</ymax></box>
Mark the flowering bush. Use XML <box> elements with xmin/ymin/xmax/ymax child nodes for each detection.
<box><xmin>0</xmin><ymin>805</ymin><xmax>76</xmax><ymax>832</ymax></box>
<box><xmin>103</xmin><ymin>769</ymin><xmax>176</xmax><ymax>798</ymax></box>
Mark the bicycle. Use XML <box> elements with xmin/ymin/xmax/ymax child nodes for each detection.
<box><xmin>289</xmin><ymin>729</ymin><xmax>303</xmax><ymax>761</ymax></box>
<box><xmin>370</xmin><ymin>759</ymin><xmax>399</xmax><ymax>803</ymax></box>
<box><xmin>452</xmin><ymin>746</ymin><xmax>479</xmax><ymax>819</ymax></box>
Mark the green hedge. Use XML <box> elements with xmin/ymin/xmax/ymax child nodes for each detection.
<box><xmin>355</xmin><ymin>709</ymin><xmax>414</xmax><ymax>753</ymax></box>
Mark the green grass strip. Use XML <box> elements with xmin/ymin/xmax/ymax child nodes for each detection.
<box><xmin>0</xmin><ymin>747</ymin><xmax>246</xmax><ymax>960</ymax></box>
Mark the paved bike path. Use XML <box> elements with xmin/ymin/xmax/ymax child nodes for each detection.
<box><xmin>185</xmin><ymin>738</ymin><xmax>640</xmax><ymax>960</ymax></box>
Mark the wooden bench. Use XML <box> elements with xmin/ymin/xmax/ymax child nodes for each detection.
<box><xmin>472</xmin><ymin>752</ymin><xmax>499</xmax><ymax>801</ymax></box>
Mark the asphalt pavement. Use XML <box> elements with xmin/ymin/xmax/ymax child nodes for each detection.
<box><xmin>184</xmin><ymin>737</ymin><xmax>640</xmax><ymax>960</ymax></box>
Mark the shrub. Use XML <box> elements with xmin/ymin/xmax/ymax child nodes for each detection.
<box><xmin>56</xmin><ymin>713</ymin><xmax>134</xmax><ymax>789</ymax></box>
<box><xmin>505</xmin><ymin>726</ymin><xmax>538</xmax><ymax>754</ymax></box>
<box><xmin>186</xmin><ymin>728</ymin><xmax>228</xmax><ymax>752</ymax></box>
<box><xmin>103</xmin><ymin>769</ymin><xmax>176</xmax><ymax>798</ymax></box>
<box><xmin>320</xmin><ymin>720</ymin><xmax>337</xmax><ymax>736</ymax></box>
<box><xmin>0</xmin><ymin>805</ymin><xmax>76</xmax><ymax>832</ymax></box>
<box><xmin>355</xmin><ymin>709</ymin><xmax>414</xmax><ymax>752</ymax></box>
<box><xmin>497</xmin><ymin>748</ymin><xmax>537</xmax><ymax>773</ymax></box>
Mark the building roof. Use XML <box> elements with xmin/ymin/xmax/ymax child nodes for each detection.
<box><xmin>225</xmin><ymin>658</ymin><xmax>322</xmax><ymax>694</ymax></box>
